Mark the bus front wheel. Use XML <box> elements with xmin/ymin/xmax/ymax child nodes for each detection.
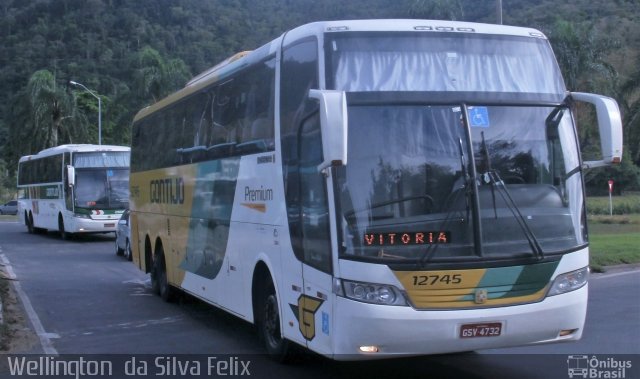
<box><xmin>260</xmin><ymin>278</ymin><xmax>291</xmax><ymax>361</ymax></box>
<box><xmin>58</xmin><ymin>217</ymin><xmax>72</xmax><ymax>240</ymax></box>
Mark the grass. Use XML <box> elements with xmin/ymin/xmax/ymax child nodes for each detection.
<box><xmin>587</xmin><ymin>198</ymin><xmax>640</xmax><ymax>272</ymax></box>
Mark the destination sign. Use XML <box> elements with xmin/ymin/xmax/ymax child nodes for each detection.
<box><xmin>363</xmin><ymin>231</ymin><xmax>450</xmax><ymax>246</ymax></box>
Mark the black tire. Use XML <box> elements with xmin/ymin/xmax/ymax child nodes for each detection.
<box><xmin>150</xmin><ymin>254</ymin><xmax>161</xmax><ymax>296</ymax></box>
<box><xmin>125</xmin><ymin>239</ymin><xmax>132</xmax><ymax>261</ymax></box>
<box><xmin>151</xmin><ymin>247</ymin><xmax>175</xmax><ymax>302</ymax></box>
<box><xmin>59</xmin><ymin>217</ymin><xmax>71</xmax><ymax>240</ymax></box>
<box><xmin>116</xmin><ymin>239</ymin><xmax>124</xmax><ymax>256</ymax></box>
<box><xmin>259</xmin><ymin>278</ymin><xmax>291</xmax><ymax>361</ymax></box>
<box><xmin>26</xmin><ymin>213</ymin><xmax>34</xmax><ymax>234</ymax></box>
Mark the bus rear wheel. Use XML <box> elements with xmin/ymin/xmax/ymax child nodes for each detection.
<box><xmin>25</xmin><ymin>213</ymin><xmax>34</xmax><ymax>234</ymax></box>
<box><xmin>151</xmin><ymin>247</ymin><xmax>175</xmax><ymax>302</ymax></box>
<box><xmin>260</xmin><ymin>278</ymin><xmax>291</xmax><ymax>361</ymax></box>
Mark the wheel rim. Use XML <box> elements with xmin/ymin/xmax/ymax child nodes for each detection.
<box><xmin>264</xmin><ymin>293</ymin><xmax>281</xmax><ymax>349</ymax></box>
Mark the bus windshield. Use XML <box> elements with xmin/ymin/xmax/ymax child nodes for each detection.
<box><xmin>335</xmin><ymin>102</ymin><xmax>584</xmax><ymax>262</ymax></box>
<box><xmin>74</xmin><ymin>168</ymin><xmax>129</xmax><ymax>210</ymax></box>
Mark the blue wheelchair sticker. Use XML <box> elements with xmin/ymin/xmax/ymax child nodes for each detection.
<box><xmin>469</xmin><ymin>107</ymin><xmax>490</xmax><ymax>128</ymax></box>
<box><xmin>322</xmin><ymin>312</ymin><xmax>329</xmax><ymax>335</ymax></box>
<box><xmin>107</xmin><ymin>170</ymin><xmax>114</xmax><ymax>177</ymax></box>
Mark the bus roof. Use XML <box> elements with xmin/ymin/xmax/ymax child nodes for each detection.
<box><xmin>19</xmin><ymin>144</ymin><xmax>130</xmax><ymax>162</ymax></box>
<box><xmin>286</xmin><ymin>19</ymin><xmax>547</xmax><ymax>39</ymax></box>
<box><xmin>132</xmin><ymin>19</ymin><xmax>548</xmax><ymax>123</ymax></box>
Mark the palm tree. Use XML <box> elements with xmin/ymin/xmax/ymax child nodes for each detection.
<box><xmin>547</xmin><ymin>20</ymin><xmax>618</xmax><ymax>93</ymax></box>
<box><xmin>26</xmin><ymin>70</ymin><xmax>75</xmax><ymax>148</ymax></box>
<box><xmin>134</xmin><ymin>47</ymin><xmax>191</xmax><ymax>104</ymax></box>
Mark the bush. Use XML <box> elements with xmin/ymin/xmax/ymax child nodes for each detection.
<box><xmin>586</xmin><ymin>194</ymin><xmax>640</xmax><ymax>215</ymax></box>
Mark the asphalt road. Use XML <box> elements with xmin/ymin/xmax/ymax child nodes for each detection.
<box><xmin>0</xmin><ymin>219</ymin><xmax>637</xmax><ymax>379</ymax></box>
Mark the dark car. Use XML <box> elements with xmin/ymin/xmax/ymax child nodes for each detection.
<box><xmin>0</xmin><ymin>200</ymin><xmax>18</xmax><ymax>215</ymax></box>
<box><xmin>115</xmin><ymin>209</ymin><xmax>132</xmax><ymax>261</ymax></box>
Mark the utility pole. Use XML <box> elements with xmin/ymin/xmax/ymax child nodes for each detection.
<box><xmin>497</xmin><ymin>0</ymin><xmax>503</xmax><ymax>25</ymax></box>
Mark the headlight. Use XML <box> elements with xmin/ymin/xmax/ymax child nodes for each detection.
<box><xmin>74</xmin><ymin>213</ymin><xmax>91</xmax><ymax>219</ymax></box>
<box><xmin>335</xmin><ymin>278</ymin><xmax>408</xmax><ymax>306</ymax></box>
<box><xmin>547</xmin><ymin>267</ymin><xmax>589</xmax><ymax>296</ymax></box>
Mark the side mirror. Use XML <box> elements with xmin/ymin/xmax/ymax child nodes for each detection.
<box><xmin>67</xmin><ymin>165</ymin><xmax>75</xmax><ymax>187</ymax></box>
<box><xmin>308</xmin><ymin>89</ymin><xmax>348</xmax><ymax>171</ymax></box>
<box><xmin>570</xmin><ymin>92</ymin><xmax>623</xmax><ymax>169</ymax></box>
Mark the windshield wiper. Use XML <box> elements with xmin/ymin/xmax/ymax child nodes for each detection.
<box><xmin>478</xmin><ymin>134</ymin><xmax>545</xmax><ymax>261</ymax></box>
<box><xmin>481</xmin><ymin>132</ymin><xmax>499</xmax><ymax>219</ymax></box>
<box><xmin>458</xmin><ymin>137</ymin><xmax>472</xmax><ymax>219</ymax></box>
<box><xmin>418</xmin><ymin>138</ymin><xmax>472</xmax><ymax>267</ymax></box>
<box><xmin>485</xmin><ymin>171</ymin><xmax>545</xmax><ymax>260</ymax></box>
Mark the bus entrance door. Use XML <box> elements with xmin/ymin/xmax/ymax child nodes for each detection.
<box><xmin>302</xmin><ymin>265</ymin><xmax>333</xmax><ymax>356</ymax></box>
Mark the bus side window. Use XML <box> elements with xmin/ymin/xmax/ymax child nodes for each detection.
<box><xmin>214</xmin><ymin>79</ymin><xmax>237</xmax><ymax>146</ymax></box>
<box><xmin>236</xmin><ymin>57</ymin><xmax>276</xmax><ymax>154</ymax></box>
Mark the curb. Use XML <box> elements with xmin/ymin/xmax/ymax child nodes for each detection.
<box><xmin>0</xmin><ymin>254</ymin><xmax>18</xmax><ymax>330</ymax></box>
<box><xmin>598</xmin><ymin>263</ymin><xmax>640</xmax><ymax>274</ymax></box>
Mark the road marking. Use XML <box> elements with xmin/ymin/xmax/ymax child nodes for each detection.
<box><xmin>62</xmin><ymin>316</ymin><xmax>184</xmax><ymax>338</ymax></box>
<box><xmin>0</xmin><ymin>253</ymin><xmax>58</xmax><ymax>354</ymax></box>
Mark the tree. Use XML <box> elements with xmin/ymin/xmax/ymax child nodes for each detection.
<box><xmin>408</xmin><ymin>0</ymin><xmax>465</xmax><ymax>20</ymax></box>
<box><xmin>620</xmin><ymin>62</ymin><xmax>640</xmax><ymax>166</ymax></box>
<box><xmin>584</xmin><ymin>149</ymin><xmax>640</xmax><ymax>195</ymax></box>
<box><xmin>544</xmin><ymin>19</ymin><xmax>640</xmax><ymax>192</ymax></box>
<box><xmin>26</xmin><ymin>70</ymin><xmax>76</xmax><ymax>148</ymax></box>
<box><xmin>133</xmin><ymin>46</ymin><xmax>191</xmax><ymax>104</ymax></box>
<box><xmin>547</xmin><ymin>19</ymin><xmax>619</xmax><ymax>94</ymax></box>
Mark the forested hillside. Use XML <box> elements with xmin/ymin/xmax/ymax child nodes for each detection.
<box><xmin>0</xmin><ymin>0</ymin><xmax>638</xmax><ymax>197</ymax></box>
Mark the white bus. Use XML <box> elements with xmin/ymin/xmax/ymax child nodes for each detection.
<box><xmin>18</xmin><ymin>144</ymin><xmax>130</xmax><ymax>239</ymax></box>
<box><xmin>129</xmin><ymin>20</ymin><xmax>623</xmax><ymax>360</ymax></box>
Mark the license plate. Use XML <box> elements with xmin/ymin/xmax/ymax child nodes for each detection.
<box><xmin>104</xmin><ymin>223</ymin><xmax>115</xmax><ymax>228</ymax></box>
<box><xmin>460</xmin><ymin>322</ymin><xmax>502</xmax><ymax>338</ymax></box>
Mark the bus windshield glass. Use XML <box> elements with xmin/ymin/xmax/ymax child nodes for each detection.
<box><xmin>74</xmin><ymin>168</ymin><xmax>129</xmax><ymax>210</ymax></box>
<box><xmin>335</xmin><ymin>103</ymin><xmax>584</xmax><ymax>262</ymax></box>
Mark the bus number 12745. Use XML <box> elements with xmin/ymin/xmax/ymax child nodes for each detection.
<box><xmin>412</xmin><ymin>274</ymin><xmax>463</xmax><ymax>286</ymax></box>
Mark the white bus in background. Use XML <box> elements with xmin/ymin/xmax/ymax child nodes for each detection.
<box><xmin>17</xmin><ymin>144</ymin><xmax>130</xmax><ymax>239</ymax></box>
<box><xmin>129</xmin><ymin>20</ymin><xmax>623</xmax><ymax>360</ymax></box>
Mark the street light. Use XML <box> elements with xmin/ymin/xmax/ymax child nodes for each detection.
<box><xmin>70</xmin><ymin>80</ymin><xmax>102</xmax><ymax>145</ymax></box>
